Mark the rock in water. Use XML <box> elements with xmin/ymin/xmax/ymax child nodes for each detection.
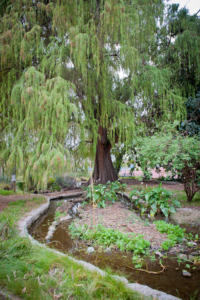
<box><xmin>182</xmin><ymin>270</ymin><xmax>191</xmax><ymax>277</ymax></box>
<box><xmin>178</xmin><ymin>254</ymin><xmax>187</xmax><ymax>259</ymax></box>
<box><xmin>187</xmin><ymin>242</ymin><xmax>197</xmax><ymax>247</ymax></box>
<box><xmin>105</xmin><ymin>247</ymin><xmax>112</xmax><ymax>254</ymax></box>
<box><xmin>87</xmin><ymin>247</ymin><xmax>95</xmax><ymax>254</ymax></box>
<box><xmin>188</xmin><ymin>255</ymin><xmax>195</xmax><ymax>261</ymax></box>
<box><xmin>155</xmin><ymin>251</ymin><xmax>163</xmax><ymax>257</ymax></box>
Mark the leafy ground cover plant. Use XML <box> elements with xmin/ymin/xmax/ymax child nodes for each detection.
<box><xmin>154</xmin><ymin>220</ymin><xmax>185</xmax><ymax>250</ymax></box>
<box><xmin>69</xmin><ymin>223</ymin><xmax>150</xmax><ymax>254</ymax></box>
<box><xmin>129</xmin><ymin>184</ymin><xmax>181</xmax><ymax>217</ymax></box>
<box><xmin>85</xmin><ymin>181</ymin><xmax>126</xmax><ymax>208</ymax></box>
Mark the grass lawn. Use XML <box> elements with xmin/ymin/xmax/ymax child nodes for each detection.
<box><xmin>0</xmin><ymin>197</ymin><xmax>147</xmax><ymax>300</ymax></box>
<box><xmin>0</xmin><ymin>189</ymin><xmax>14</xmax><ymax>195</ymax></box>
<box><xmin>172</xmin><ymin>190</ymin><xmax>200</xmax><ymax>207</ymax></box>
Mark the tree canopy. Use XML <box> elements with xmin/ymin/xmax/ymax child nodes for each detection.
<box><xmin>0</xmin><ymin>0</ymin><xmax>188</xmax><ymax>188</ymax></box>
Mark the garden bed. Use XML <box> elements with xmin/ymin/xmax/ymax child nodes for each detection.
<box><xmin>77</xmin><ymin>201</ymin><xmax>167</xmax><ymax>249</ymax></box>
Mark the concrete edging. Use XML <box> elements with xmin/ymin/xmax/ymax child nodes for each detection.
<box><xmin>18</xmin><ymin>192</ymin><xmax>181</xmax><ymax>300</ymax></box>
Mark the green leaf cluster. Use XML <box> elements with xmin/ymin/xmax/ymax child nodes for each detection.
<box><xmin>69</xmin><ymin>223</ymin><xmax>150</xmax><ymax>254</ymax></box>
<box><xmin>85</xmin><ymin>180</ymin><xmax>126</xmax><ymax>208</ymax></box>
<box><xmin>130</xmin><ymin>183</ymin><xmax>181</xmax><ymax>217</ymax></box>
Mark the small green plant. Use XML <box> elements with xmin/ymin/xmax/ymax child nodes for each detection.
<box><xmin>69</xmin><ymin>223</ymin><xmax>150</xmax><ymax>254</ymax></box>
<box><xmin>50</xmin><ymin>183</ymin><xmax>61</xmax><ymax>192</ymax></box>
<box><xmin>132</xmin><ymin>255</ymin><xmax>144</xmax><ymax>268</ymax></box>
<box><xmin>130</xmin><ymin>183</ymin><xmax>181</xmax><ymax>217</ymax></box>
<box><xmin>81</xmin><ymin>201</ymin><xmax>89</xmax><ymax>208</ymax></box>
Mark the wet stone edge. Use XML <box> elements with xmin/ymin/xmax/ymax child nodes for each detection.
<box><xmin>18</xmin><ymin>192</ymin><xmax>181</xmax><ymax>300</ymax></box>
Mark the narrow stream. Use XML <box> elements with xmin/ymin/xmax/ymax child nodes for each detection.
<box><xmin>29</xmin><ymin>197</ymin><xmax>200</xmax><ymax>300</ymax></box>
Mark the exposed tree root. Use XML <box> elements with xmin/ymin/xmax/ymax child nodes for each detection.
<box><xmin>124</xmin><ymin>264</ymin><xmax>166</xmax><ymax>275</ymax></box>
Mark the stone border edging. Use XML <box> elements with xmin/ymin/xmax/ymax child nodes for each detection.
<box><xmin>18</xmin><ymin>192</ymin><xmax>181</xmax><ymax>300</ymax></box>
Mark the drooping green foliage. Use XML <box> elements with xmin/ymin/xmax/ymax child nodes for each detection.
<box><xmin>0</xmin><ymin>0</ymin><xmax>186</xmax><ymax>188</ymax></box>
<box><xmin>155</xmin><ymin>5</ymin><xmax>200</xmax><ymax>98</ymax></box>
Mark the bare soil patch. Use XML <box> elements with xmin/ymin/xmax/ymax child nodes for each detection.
<box><xmin>77</xmin><ymin>202</ymin><xmax>167</xmax><ymax>249</ymax></box>
<box><xmin>171</xmin><ymin>208</ymin><xmax>200</xmax><ymax>226</ymax></box>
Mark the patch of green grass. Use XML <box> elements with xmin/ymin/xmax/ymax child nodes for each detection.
<box><xmin>172</xmin><ymin>190</ymin><xmax>200</xmax><ymax>206</ymax></box>
<box><xmin>8</xmin><ymin>200</ymin><xmax>26</xmax><ymax>207</ymax></box>
<box><xmin>0</xmin><ymin>199</ymin><xmax>148</xmax><ymax>300</ymax></box>
<box><xmin>0</xmin><ymin>189</ymin><xmax>14</xmax><ymax>196</ymax></box>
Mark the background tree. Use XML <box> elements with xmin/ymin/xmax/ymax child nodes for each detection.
<box><xmin>123</xmin><ymin>5</ymin><xmax>200</xmax><ymax>176</ymax></box>
<box><xmin>154</xmin><ymin>5</ymin><xmax>200</xmax><ymax>97</ymax></box>
<box><xmin>0</xmin><ymin>0</ymin><xmax>185</xmax><ymax>188</ymax></box>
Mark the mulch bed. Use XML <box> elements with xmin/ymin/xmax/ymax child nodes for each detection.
<box><xmin>77</xmin><ymin>202</ymin><xmax>168</xmax><ymax>249</ymax></box>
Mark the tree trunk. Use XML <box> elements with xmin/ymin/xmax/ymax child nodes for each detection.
<box><xmin>92</xmin><ymin>126</ymin><xmax>118</xmax><ymax>184</ymax></box>
<box><xmin>182</xmin><ymin>164</ymin><xmax>200</xmax><ymax>202</ymax></box>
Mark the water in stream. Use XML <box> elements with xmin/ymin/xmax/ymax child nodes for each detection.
<box><xmin>29</xmin><ymin>197</ymin><xmax>200</xmax><ymax>300</ymax></box>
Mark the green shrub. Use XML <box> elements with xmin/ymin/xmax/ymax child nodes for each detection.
<box><xmin>47</xmin><ymin>177</ymin><xmax>55</xmax><ymax>188</ymax></box>
<box><xmin>134</xmin><ymin>124</ymin><xmax>200</xmax><ymax>202</ymax></box>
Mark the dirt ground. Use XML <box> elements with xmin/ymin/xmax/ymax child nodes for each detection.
<box><xmin>0</xmin><ymin>194</ymin><xmax>40</xmax><ymax>211</ymax></box>
<box><xmin>171</xmin><ymin>207</ymin><xmax>200</xmax><ymax>226</ymax></box>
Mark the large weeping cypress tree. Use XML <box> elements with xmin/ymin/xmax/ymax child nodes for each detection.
<box><xmin>0</xmin><ymin>0</ymin><xmax>185</xmax><ymax>188</ymax></box>
<box><xmin>155</xmin><ymin>5</ymin><xmax>200</xmax><ymax>98</ymax></box>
